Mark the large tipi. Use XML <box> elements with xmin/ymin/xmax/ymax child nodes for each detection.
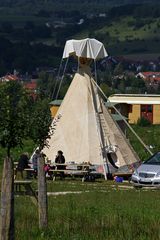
<box><xmin>43</xmin><ymin>38</ymin><xmax>139</xmax><ymax>176</ymax></box>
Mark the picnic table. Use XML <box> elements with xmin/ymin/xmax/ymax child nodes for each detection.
<box><xmin>14</xmin><ymin>161</ymin><xmax>101</xmax><ymax>181</ymax></box>
<box><xmin>48</xmin><ymin>163</ymin><xmax>96</xmax><ymax>181</ymax></box>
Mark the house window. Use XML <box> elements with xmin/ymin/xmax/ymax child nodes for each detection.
<box><xmin>141</xmin><ymin>105</ymin><xmax>153</xmax><ymax>113</ymax></box>
<box><xmin>147</xmin><ymin>105</ymin><xmax>152</xmax><ymax>113</ymax></box>
<box><xmin>141</xmin><ymin>105</ymin><xmax>146</xmax><ymax>112</ymax></box>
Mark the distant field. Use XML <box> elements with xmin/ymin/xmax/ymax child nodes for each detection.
<box><xmin>73</xmin><ymin>16</ymin><xmax>160</xmax><ymax>55</ymax></box>
<box><xmin>96</xmin><ymin>16</ymin><xmax>160</xmax><ymax>41</ymax></box>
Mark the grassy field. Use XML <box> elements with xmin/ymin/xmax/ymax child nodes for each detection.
<box><xmin>14</xmin><ymin>180</ymin><xmax>160</xmax><ymax>240</ymax></box>
<box><xmin>0</xmin><ymin>125</ymin><xmax>160</xmax><ymax>239</ymax></box>
<box><xmin>127</xmin><ymin>125</ymin><xmax>160</xmax><ymax>161</ymax></box>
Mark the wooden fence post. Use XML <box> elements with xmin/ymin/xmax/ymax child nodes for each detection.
<box><xmin>0</xmin><ymin>157</ymin><xmax>14</xmax><ymax>240</ymax></box>
<box><xmin>38</xmin><ymin>154</ymin><xmax>48</xmax><ymax>229</ymax></box>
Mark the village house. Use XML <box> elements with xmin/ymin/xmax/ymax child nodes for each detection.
<box><xmin>108</xmin><ymin>94</ymin><xmax>160</xmax><ymax>124</ymax></box>
<box><xmin>136</xmin><ymin>72</ymin><xmax>160</xmax><ymax>89</ymax></box>
<box><xmin>0</xmin><ymin>74</ymin><xmax>20</xmax><ymax>82</ymax></box>
<box><xmin>24</xmin><ymin>81</ymin><xmax>38</xmax><ymax>99</ymax></box>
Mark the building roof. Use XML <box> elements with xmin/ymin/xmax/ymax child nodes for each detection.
<box><xmin>137</xmin><ymin>72</ymin><xmax>160</xmax><ymax>79</ymax></box>
<box><xmin>24</xmin><ymin>82</ymin><xmax>37</xmax><ymax>90</ymax></box>
<box><xmin>1</xmin><ymin>74</ymin><xmax>19</xmax><ymax>81</ymax></box>
<box><xmin>49</xmin><ymin>100</ymin><xmax>63</xmax><ymax>106</ymax></box>
<box><xmin>142</xmin><ymin>72</ymin><xmax>160</xmax><ymax>76</ymax></box>
<box><xmin>105</xmin><ymin>102</ymin><xmax>117</xmax><ymax>107</ymax></box>
<box><xmin>109</xmin><ymin>94</ymin><xmax>160</xmax><ymax>104</ymax></box>
<box><xmin>111</xmin><ymin>114</ymin><xmax>127</xmax><ymax>121</ymax></box>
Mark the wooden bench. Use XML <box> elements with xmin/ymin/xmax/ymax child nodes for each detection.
<box><xmin>14</xmin><ymin>180</ymin><xmax>38</xmax><ymax>203</ymax></box>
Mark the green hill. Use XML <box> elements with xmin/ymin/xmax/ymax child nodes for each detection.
<box><xmin>73</xmin><ymin>15</ymin><xmax>160</xmax><ymax>56</ymax></box>
<box><xmin>0</xmin><ymin>1</ymin><xmax>160</xmax><ymax>74</ymax></box>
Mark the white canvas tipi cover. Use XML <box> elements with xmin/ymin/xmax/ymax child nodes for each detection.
<box><xmin>44</xmin><ymin>66</ymin><xmax>104</xmax><ymax>165</ymax></box>
<box><xmin>43</xmin><ymin>66</ymin><xmax>139</xmax><ymax>172</ymax></box>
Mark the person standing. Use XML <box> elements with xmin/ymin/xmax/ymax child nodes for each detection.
<box><xmin>15</xmin><ymin>152</ymin><xmax>30</xmax><ymax>179</ymax></box>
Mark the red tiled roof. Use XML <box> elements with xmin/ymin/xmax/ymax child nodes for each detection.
<box><xmin>2</xmin><ymin>74</ymin><xmax>19</xmax><ymax>81</ymax></box>
<box><xmin>24</xmin><ymin>82</ymin><xmax>37</xmax><ymax>90</ymax></box>
<box><xmin>141</xmin><ymin>72</ymin><xmax>160</xmax><ymax>77</ymax></box>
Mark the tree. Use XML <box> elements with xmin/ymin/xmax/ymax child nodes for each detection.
<box><xmin>113</xmin><ymin>63</ymin><xmax>124</xmax><ymax>76</ymax></box>
<box><xmin>29</xmin><ymin>98</ymin><xmax>53</xmax><ymax>229</ymax></box>
<box><xmin>99</xmin><ymin>83</ymin><xmax>114</xmax><ymax>97</ymax></box>
<box><xmin>0</xmin><ymin>81</ymin><xmax>29</xmax><ymax>240</ymax></box>
<box><xmin>59</xmin><ymin>83</ymin><xmax>70</xmax><ymax>99</ymax></box>
<box><xmin>29</xmin><ymin>98</ymin><xmax>53</xmax><ymax>149</ymax></box>
<box><xmin>0</xmin><ymin>81</ymin><xmax>29</xmax><ymax>157</ymax></box>
<box><xmin>37</xmin><ymin>72</ymin><xmax>56</xmax><ymax>99</ymax></box>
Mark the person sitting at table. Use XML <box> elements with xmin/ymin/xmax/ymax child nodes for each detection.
<box><xmin>55</xmin><ymin>150</ymin><xmax>65</xmax><ymax>179</ymax></box>
<box><xmin>15</xmin><ymin>152</ymin><xmax>30</xmax><ymax>179</ymax></box>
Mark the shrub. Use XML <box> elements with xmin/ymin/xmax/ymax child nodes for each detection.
<box><xmin>137</xmin><ymin>117</ymin><xmax>151</xmax><ymax>127</ymax></box>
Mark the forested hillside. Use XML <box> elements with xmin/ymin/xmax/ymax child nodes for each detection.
<box><xmin>0</xmin><ymin>0</ymin><xmax>160</xmax><ymax>75</ymax></box>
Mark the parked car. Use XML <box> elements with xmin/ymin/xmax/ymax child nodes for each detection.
<box><xmin>131</xmin><ymin>152</ymin><xmax>160</xmax><ymax>187</ymax></box>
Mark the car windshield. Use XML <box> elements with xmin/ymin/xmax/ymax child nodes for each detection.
<box><xmin>144</xmin><ymin>152</ymin><xmax>160</xmax><ymax>165</ymax></box>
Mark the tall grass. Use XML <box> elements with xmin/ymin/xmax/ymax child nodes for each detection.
<box><xmin>15</xmin><ymin>181</ymin><xmax>160</xmax><ymax>240</ymax></box>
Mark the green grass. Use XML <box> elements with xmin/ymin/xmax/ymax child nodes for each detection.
<box><xmin>0</xmin><ymin>125</ymin><xmax>160</xmax><ymax>239</ymax></box>
<box><xmin>14</xmin><ymin>181</ymin><xmax>160</xmax><ymax>240</ymax></box>
<box><xmin>127</xmin><ymin>125</ymin><xmax>160</xmax><ymax>161</ymax></box>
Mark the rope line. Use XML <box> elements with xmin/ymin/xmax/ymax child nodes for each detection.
<box><xmin>55</xmin><ymin>58</ymin><xmax>69</xmax><ymax>100</ymax></box>
<box><xmin>51</xmin><ymin>57</ymin><xmax>64</xmax><ymax>99</ymax></box>
<box><xmin>91</xmin><ymin>78</ymin><xmax>153</xmax><ymax>156</ymax></box>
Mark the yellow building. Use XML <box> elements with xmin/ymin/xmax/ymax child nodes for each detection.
<box><xmin>49</xmin><ymin>100</ymin><xmax>62</xmax><ymax>118</ymax></box>
<box><xmin>108</xmin><ymin>94</ymin><xmax>160</xmax><ymax>124</ymax></box>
